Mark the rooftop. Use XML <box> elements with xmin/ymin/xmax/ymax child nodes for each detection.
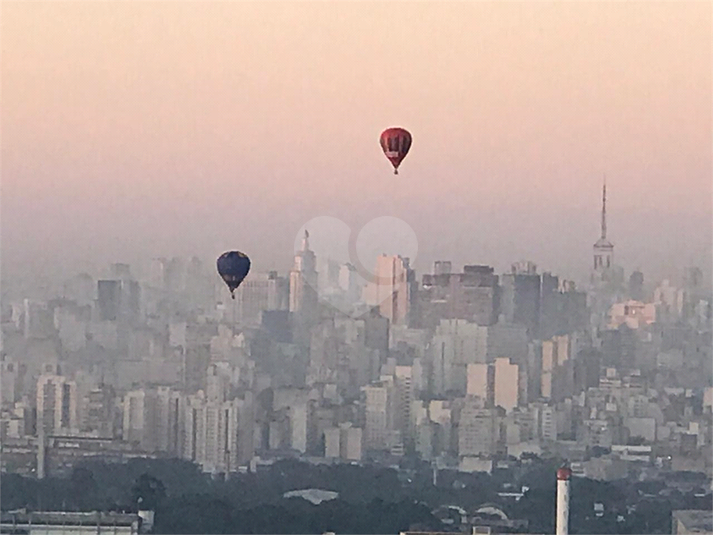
<box><xmin>0</xmin><ymin>511</ymin><xmax>140</xmax><ymax>527</ymax></box>
<box><xmin>673</xmin><ymin>510</ymin><xmax>713</xmax><ymax>533</ymax></box>
<box><xmin>594</xmin><ymin>237</ymin><xmax>614</xmax><ymax>249</ymax></box>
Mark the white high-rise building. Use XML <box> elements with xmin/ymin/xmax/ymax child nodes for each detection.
<box><xmin>324</xmin><ymin>427</ymin><xmax>341</xmax><ymax>458</ymax></box>
<box><xmin>364</xmin><ymin>255</ymin><xmax>413</xmax><ymax>326</ymax></box>
<box><xmin>182</xmin><ymin>391</ymin><xmax>254</xmax><ymax>474</ymax></box>
<box><xmin>541</xmin><ymin>339</ymin><xmax>556</xmax><ymax>400</ymax></box>
<box><xmin>122</xmin><ymin>389</ymin><xmax>157</xmax><ymax>451</ymax></box>
<box><xmin>123</xmin><ymin>386</ymin><xmax>183</xmax><ymax>454</ymax></box>
<box><xmin>394</xmin><ymin>366</ymin><xmax>415</xmax><ymax>447</ymax></box>
<box><xmin>197</xmin><ymin>400</ymin><xmax>223</xmax><ymax>473</ymax></box>
<box><xmin>494</xmin><ymin>358</ymin><xmax>520</xmax><ymax>413</ymax></box>
<box><xmin>234</xmin><ymin>272</ymin><xmax>288</xmax><ymax>326</ymax></box>
<box><xmin>425</xmin><ymin>400</ymin><xmax>453</xmax><ymax>458</ymax></box>
<box><xmin>206</xmin><ymin>364</ymin><xmax>230</xmax><ymax>403</ymax></box>
<box><xmin>272</xmin><ymin>388</ymin><xmax>314</xmax><ymax>453</ymax></box>
<box><xmin>458</xmin><ymin>398</ymin><xmax>503</xmax><ymax>458</ymax></box>
<box><xmin>339</xmin><ymin>263</ymin><xmax>360</xmax><ymax>304</ymax></box>
<box><xmin>1</xmin><ymin>358</ymin><xmax>19</xmax><ymax>406</ymax></box>
<box><xmin>82</xmin><ymin>385</ymin><xmax>115</xmax><ymax>438</ymax></box>
<box><xmin>37</xmin><ymin>374</ymin><xmax>78</xmax><ymax>435</ymax></box>
<box><xmin>533</xmin><ymin>403</ymin><xmax>557</xmax><ymax>441</ymax></box>
<box><xmin>323</xmin><ymin>424</ymin><xmax>363</xmax><ymax>461</ymax></box>
<box><xmin>555</xmin><ymin>334</ymin><xmax>573</xmax><ymax>364</ymax></box>
<box><xmin>340</xmin><ymin>425</ymin><xmax>363</xmax><ymax>461</ymax></box>
<box><xmin>431</xmin><ymin>320</ymin><xmax>489</xmax><ymax>395</ymax></box>
<box><xmin>155</xmin><ymin>386</ymin><xmax>182</xmax><ymax>455</ymax></box>
<box><xmin>364</xmin><ymin>378</ymin><xmax>395</xmax><ymax>451</ymax></box>
<box><xmin>289</xmin><ymin>231</ymin><xmax>318</xmax><ymax>315</ymax></box>
<box><xmin>540</xmin><ymin>335</ymin><xmax>575</xmax><ymax>402</ymax></box>
<box><xmin>466</xmin><ymin>363</ymin><xmax>491</xmax><ymax>401</ymax></box>
<box><xmin>290</xmin><ymin>402</ymin><xmax>309</xmax><ymax>454</ymax></box>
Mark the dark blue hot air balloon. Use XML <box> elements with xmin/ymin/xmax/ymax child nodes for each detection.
<box><xmin>217</xmin><ymin>251</ymin><xmax>251</xmax><ymax>299</ymax></box>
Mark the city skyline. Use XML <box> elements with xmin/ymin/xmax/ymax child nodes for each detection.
<box><xmin>0</xmin><ymin>178</ymin><xmax>709</xmax><ymax>301</ymax></box>
<box><xmin>2</xmin><ymin>1</ymin><xmax>711</xmax><ymax>288</ymax></box>
<box><xmin>1</xmin><ymin>3</ymin><xmax>712</xmax><ymax>533</ymax></box>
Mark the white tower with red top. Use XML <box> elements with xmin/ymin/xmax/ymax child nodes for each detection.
<box><xmin>556</xmin><ymin>466</ymin><xmax>572</xmax><ymax>535</ymax></box>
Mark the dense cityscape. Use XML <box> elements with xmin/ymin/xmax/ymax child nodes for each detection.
<box><xmin>1</xmin><ymin>184</ymin><xmax>711</xmax><ymax>534</ymax></box>
<box><xmin>2</xmin><ymin>1</ymin><xmax>712</xmax><ymax>534</ymax></box>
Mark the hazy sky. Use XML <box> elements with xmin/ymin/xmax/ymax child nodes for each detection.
<box><xmin>2</xmin><ymin>1</ymin><xmax>711</xmax><ymax>289</ymax></box>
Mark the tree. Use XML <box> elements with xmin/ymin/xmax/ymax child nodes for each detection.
<box><xmin>131</xmin><ymin>474</ymin><xmax>166</xmax><ymax>510</ymax></box>
<box><xmin>70</xmin><ymin>467</ymin><xmax>99</xmax><ymax>510</ymax></box>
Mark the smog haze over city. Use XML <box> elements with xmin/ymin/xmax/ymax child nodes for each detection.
<box><xmin>0</xmin><ymin>2</ymin><xmax>712</xmax><ymax>535</ymax></box>
<box><xmin>2</xmin><ymin>1</ymin><xmax>711</xmax><ymax>290</ymax></box>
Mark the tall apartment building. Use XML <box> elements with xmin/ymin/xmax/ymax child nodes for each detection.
<box><xmin>182</xmin><ymin>391</ymin><xmax>254</xmax><ymax>473</ymax></box>
<box><xmin>500</xmin><ymin>262</ymin><xmax>541</xmax><ymax>336</ymax></box>
<box><xmin>458</xmin><ymin>397</ymin><xmax>504</xmax><ymax>458</ymax></box>
<box><xmin>36</xmin><ymin>374</ymin><xmax>78</xmax><ymax>436</ymax></box>
<box><xmin>363</xmin><ymin>378</ymin><xmax>395</xmax><ymax>451</ymax></box>
<box><xmin>82</xmin><ymin>384</ymin><xmax>116</xmax><ymax>438</ymax></box>
<box><xmin>466</xmin><ymin>363</ymin><xmax>493</xmax><ymax>405</ymax></box>
<box><xmin>234</xmin><ymin>271</ymin><xmax>288</xmax><ymax>326</ymax></box>
<box><xmin>364</xmin><ymin>255</ymin><xmax>415</xmax><ymax>326</ymax></box>
<box><xmin>323</xmin><ymin>424</ymin><xmax>363</xmax><ymax>461</ymax></box>
<box><xmin>431</xmin><ymin>320</ymin><xmax>489</xmax><ymax>395</ymax></box>
<box><xmin>394</xmin><ymin>366</ymin><xmax>415</xmax><ymax>449</ymax></box>
<box><xmin>494</xmin><ymin>357</ymin><xmax>520</xmax><ymax>413</ymax></box>
<box><xmin>419</xmin><ymin>264</ymin><xmax>500</xmax><ymax>329</ymax></box>
<box><xmin>289</xmin><ymin>232</ymin><xmax>318</xmax><ymax>317</ymax></box>
<box><xmin>97</xmin><ymin>280</ymin><xmax>140</xmax><ymax>323</ymax></box>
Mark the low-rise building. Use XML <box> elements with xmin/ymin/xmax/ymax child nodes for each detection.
<box><xmin>0</xmin><ymin>511</ymin><xmax>143</xmax><ymax>535</ymax></box>
<box><xmin>672</xmin><ymin>510</ymin><xmax>713</xmax><ymax>534</ymax></box>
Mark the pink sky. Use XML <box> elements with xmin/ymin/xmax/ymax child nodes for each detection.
<box><xmin>2</xmin><ymin>1</ymin><xmax>711</xmax><ymax>287</ymax></box>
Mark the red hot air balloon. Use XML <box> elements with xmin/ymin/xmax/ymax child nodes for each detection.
<box><xmin>380</xmin><ymin>127</ymin><xmax>412</xmax><ymax>175</ymax></box>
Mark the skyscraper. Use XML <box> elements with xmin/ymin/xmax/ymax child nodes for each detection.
<box><xmin>338</xmin><ymin>263</ymin><xmax>360</xmax><ymax>304</ymax></box>
<box><xmin>289</xmin><ymin>231</ymin><xmax>319</xmax><ymax>327</ymax></box>
<box><xmin>589</xmin><ymin>180</ymin><xmax>625</xmax><ymax>332</ymax></box>
<box><xmin>419</xmin><ymin>264</ymin><xmax>500</xmax><ymax>329</ymax></box>
<box><xmin>181</xmin><ymin>391</ymin><xmax>254</xmax><ymax>474</ymax></box>
<box><xmin>394</xmin><ymin>366</ymin><xmax>414</xmax><ymax>449</ymax></box>
<box><xmin>122</xmin><ymin>389</ymin><xmax>157</xmax><ymax>451</ymax></box>
<box><xmin>97</xmin><ymin>280</ymin><xmax>140</xmax><ymax>323</ymax></box>
<box><xmin>458</xmin><ymin>397</ymin><xmax>503</xmax><ymax>458</ymax></box>
<box><xmin>234</xmin><ymin>271</ymin><xmax>288</xmax><ymax>326</ymax></box>
<box><xmin>365</xmin><ymin>255</ymin><xmax>414</xmax><ymax>326</ymax></box>
<box><xmin>493</xmin><ymin>357</ymin><xmax>520</xmax><ymax>413</ymax></box>
<box><xmin>592</xmin><ymin>181</ymin><xmax>614</xmax><ymax>278</ymax></box>
<box><xmin>466</xmin><ymin>363</ymin><xmax>492</xmax><ymax>404</ymax></box>
<box><xmin>590</xmin><ymin>180</ymin><xmax>624</xmax><ymax>292</ymax></box>
<box><xmin>500</xmin><ymin>263</ymin><xmax>541</xmax><ymax>335</ymax></box>
<box><xmin>82</xmin><ymin>384</ymin><xmax>116</xmax><ymax>438</ymax></box>
<box><xmin>37</xmin><ymin>374</ymin><xmax>78</xmax><ymax>436</ymax></box>
<box><xmin>431</xmin><ymin>319</ymin><xmax>489</xmax><ymax>395</ymax></box>
<box><xmin>364</xmin><ymin>379</ymin><xmax>395</xmax><ymax>451</ymax></box>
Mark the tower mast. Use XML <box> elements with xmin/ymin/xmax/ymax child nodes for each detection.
<box><xmin>601</xmin><ymin>175</ymin><xmax>607</xmax><ymax>240</ymax></box>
